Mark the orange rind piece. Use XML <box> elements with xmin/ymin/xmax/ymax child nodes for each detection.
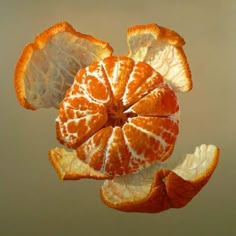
<box><xmin>100</xmin><ymin>144</ymin><xmax>219</xmax><ymax>213</ymax></box>
<box><xmin>14</xmin><ymin>22</ymin><xmax>113</xmax><ymax>110</ymax></box>
<box><xmin>126</xmin><ymin>24</ymin><xmax>192</xmax><ymax>92</ymax></box>
<box><xmin>48</xmin><ymin>148</ymin><xmax>111</xmax><ymax>180</ymax></box>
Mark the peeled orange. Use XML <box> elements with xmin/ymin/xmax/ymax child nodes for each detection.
<box><xmin>127</xmin><ymin>24</ymin><xmax>192</xmax><ymax>92</ymax></box>
<box><xmin>14</xmin><ymin>22</ymin><xmax>219</xmax><ymax>213</ymax></box>
<box><xmin>56</xmin><ymin>56</ymin><xmax>179</xmax><ymax>176</ymax></box>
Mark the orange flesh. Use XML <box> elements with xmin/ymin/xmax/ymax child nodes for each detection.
<box><xmin>56</xmin><ymin>56</ymin><xmax>179</xmax><ymax>176</ymax></box>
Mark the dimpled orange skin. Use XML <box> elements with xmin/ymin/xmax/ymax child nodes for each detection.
<box><xmin>56</xmin><ymin>56</ymin><xmax>179</xmax><ymax>176</ymax></box>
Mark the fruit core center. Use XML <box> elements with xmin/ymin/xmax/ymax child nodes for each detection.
<box><xmin>105</xmin><ymin>101</ymin><xmax>136</xmax><ymax>127</ymax></box>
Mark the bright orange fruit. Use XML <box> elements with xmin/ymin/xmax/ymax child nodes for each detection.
<box><xmin>56</xmin><ymin>56</ymin><xmax>179</xmax><ymax>176</ymax></box>
<box><xmin>14</xmin><ymin>22</ymin><xmax>219</xmax><ymax>213</ymax></box>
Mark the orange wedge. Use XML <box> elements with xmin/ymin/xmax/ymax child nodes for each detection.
<box><xmin>126</xmin><ymin>24</ymin><xmax>192</xmax><ymax>92</ymax></box>
<box><xmin>48</xmin><ymin>148</ymin><xmax>111</xmax><ymax>180</ymax></box>
<box><xmin>100</xmin><ymin>144</ymin><xmax>219</xmax><ymax>213</ymax></box>
<box><xmin>56</xmin><ymin>56</ymin><xmax>179</xmax><ymax>176</ymax></box>
<box><xmin>14</xmin><ymin>22</ymin><xmax>113</xmax><ymax>110</ymax></box>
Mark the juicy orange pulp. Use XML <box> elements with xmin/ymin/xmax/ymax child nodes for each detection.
<box><xmin>56</xmin><ymin>56</ymin><xmax>179</xmax><ymax>176</ymax></box>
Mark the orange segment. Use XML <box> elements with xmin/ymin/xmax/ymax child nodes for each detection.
<box><xmin>122</xmin><ymin>61</ymin><xmax>163</xmax><ymax>107</ymax></box>
<box><xmin>55</xmin><ymin>61</ymin><xmax>113</xmax><ymax>149</ymax></box>
<box><xmin>129</xmin><ymin>83</ymin><xmax>179</xmax><ymax>116</ymax></box>
<box><xmin>56</xmin><ymin>93</ymin><xmax>108</xmax><ymax>149</ymax></box>
<box><xmin>123</xmin><ymin>117</ymin><xmax>178</xmax><ymax>166</ymax></box>
<box><xmin>102</xmin><ymin>56</ymin><xmax>135</xmax><ymax>101</ymax></box>
<box><xmin>103</xmin><ymin>127</ymin><xmax>132</xmax><ymax>175</ymax></box>
<box><xmin>14</xmin><ymin>22</ymin><xmax>113</xmax><ymax>110</ymax></box>
<box><xmin>48</xmin><ymin>148</ymin><xmax>111</xmax><ymax>180</ymax></box>
<box><xmin>77</xmin><ymin>126</ymin><xmax>133</xmax><ymax>176</ymax></box>
<box><xmin>126</xmin><ymin>24</ymin><xmax>192</xmax><ymax>92</ymax></box>
<box><xmin>76</xmin><ymin>126</ymin><xmax>113</xmax><ymax>172</ymax></box>
<box><xmin>100</xmin><ymin>144</ymin><xmax>219</xmax><ymax>213</ymax></box>
<box><xmin>76</xmin><ymin>63</ymin><xmax>112</xmax><ymax>105</ymax></box>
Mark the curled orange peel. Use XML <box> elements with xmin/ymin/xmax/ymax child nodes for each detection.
<box><xmin>48</xmin><ymin>148</ymin><xmax>111</xmax><ymax>180</ymax></box>
<box><xmin>126</xmin><ymin>24</ymin><xmax>192</xmax><ymax>92</ymax></box>
<box><xmin>14</xmin><ymin>22</ymin><xmax>219</xmax><ymax>213</ymax></box>
<box><xmin>14</xmin><ymin>22</ymin><xmax>113</xmax><ymax>110</ymax></box>
<box><xmin>100</xmin><ymin>144</ymin><xmax>219</xmax><ymax>212</ymax></box>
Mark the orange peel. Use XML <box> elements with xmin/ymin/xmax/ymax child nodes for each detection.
<box><xmin>14</xmin><ymin>22</ymin><xmax>220</xmax><ymax>213</ymax></box>
<box><xmin>14</xmin><ymin>22</ymin><xmax>113</xmax><ymax>110</ymax></box>
<box><xmin>126</xmin><ymin>24</ymin><xmax>192</xmax><ymax>92</ymax></box>
<box><xmin>100</xmin><ymin>144</ymin><xmax>219</xmax><ymax>213</ymax></box>
<box><xmin>48</xmin><ymin>148</ymin><xmax>111</xmax><ymax>180</ymax></box>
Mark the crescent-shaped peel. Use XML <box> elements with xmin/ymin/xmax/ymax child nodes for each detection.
<box><xmin>100</xmin><ymin>144</ymin><xmax>219</xmax><ymax>212</ymax></box>
<box><xmin>14</xmin><ymin>22</ymin><xmax>113</xmax><ymax>109</ymax></box>
<box><xmin>14</xmin><ymin>22</ymin><xmax>219</xmax><ymax>213</ymax></box>
<box><xmin>48</xmin><ymin>144</ymin><xmax>219</xmax><ymax>212</ymax></box>
<box><xmin>127</xmin><ymin>24</ymin><xmax>192</xmax><ymax>92</ymax></box>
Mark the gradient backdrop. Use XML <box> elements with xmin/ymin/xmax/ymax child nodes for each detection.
<box><xmin>1</xmin><ymin>0</ymin><xmax>235</xmax><ymax>235</ymax></box>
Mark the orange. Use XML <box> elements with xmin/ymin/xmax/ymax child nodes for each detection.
<box><xmin>14</xmin><ymin>22</ymin><xmax>219</xmax><ymax>213</ymax></box>
<box><xmin>56</xmin><ymin>56</ymin><xmax>179</xmax><ymax>176</ymax></box>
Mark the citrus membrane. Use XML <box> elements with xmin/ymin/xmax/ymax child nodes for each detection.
<box><xmin>14</xmin><ymin>22</ymin><xmax>113</xmax><ymax>109</ymax></box>
<box><xmin>127</xmin><ymin>24</ymin><xmax>192</xmax><ymax>92</ymax></box>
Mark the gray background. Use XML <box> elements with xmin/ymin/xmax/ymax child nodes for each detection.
<box><xmin>1</xmin><ymin>0</ymin><xmax>235</xmax><ymax>235</ymax></box>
